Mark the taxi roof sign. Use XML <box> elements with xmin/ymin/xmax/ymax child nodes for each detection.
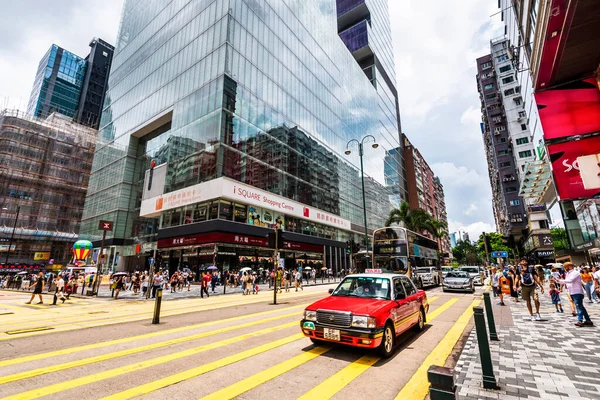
<box><xmin>365</xmin><ymin>268</ymin><xmax>383</xmax><ymax>274</ymax></box>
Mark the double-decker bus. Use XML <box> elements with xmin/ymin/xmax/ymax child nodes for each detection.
<box><xmin>371</xmin><ymin>227</ymin><xmax>441</xmax><ymax>288</ymax></box>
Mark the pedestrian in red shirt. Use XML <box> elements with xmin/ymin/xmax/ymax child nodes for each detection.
<box><xmin>201</xmin><ymin>271</ymin><xmax>211</xmax><ymax>298</ymax></box>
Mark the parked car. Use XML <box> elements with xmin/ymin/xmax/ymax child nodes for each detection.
<box><xmin>300</xmin><ymin>273</ymin><xmax>429</xmax><ymax>358</ymax></box>
<box><xmin>414</xmin><ymin>267</ymin><xmax>442</xmax><ymax>287</ymax></box>
<box><xmin>459</xmin><ymin>266</ymin><xmax>483</xmax><ymax>285</ymax></box>
<box><xmin>442</xmin><ymin>271</ymin><xmax>475</xmax><ymax>293</ymax></box>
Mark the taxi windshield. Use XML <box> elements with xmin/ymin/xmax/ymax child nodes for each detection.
<box><xmin>331</xmin><ymin>276</ymin><xmax>391</xmax><ymax>300</ymax></box>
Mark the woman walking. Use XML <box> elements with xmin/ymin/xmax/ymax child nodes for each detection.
<box><xmin>114</xmin><ymin>276</ymin><xmax>124</xmax><ymax>300</ymax></box>
<box><xmin>581</xmin><ymin>267</ymin><xmax>595</xmax><ymax>303</ymax></box>
<box><xmin>506</xmin><ymin>266</ymin><xmax>519</xmax><ymax>303</ymax></box>
<box><xmin>26</xmin><ymin>272</ymin><xmax>45</xmax><ymax>304</ymax></box>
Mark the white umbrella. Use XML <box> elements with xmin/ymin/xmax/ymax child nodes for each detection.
<box><xmin>303</xmin><ymin>266</ymin><xmax>312</xmax><ymax>270</ymax></box>
<box><xmin>240</xmin><ymin>267</ymin><xmax>252</xmax><ymax>272</ymax></box>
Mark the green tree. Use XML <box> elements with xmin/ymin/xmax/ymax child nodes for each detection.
<box><xmin>477</xmin><ymin>232</ymin><xmax>511</xmax><ymax>261</ymax></box>
<box><xmin>385</xmin><ymin>202</ymin><xmax>447</xmax><ymax>238</ymax></box>
<box><xmin>452</xmin><ymin>240</ymin><xmax>480</xmax><ymax>265</ymax></box>
<box><xmin>551</xmin><ymin>227</ymin><xmax>569</xmax><ymax>251</ymax></box>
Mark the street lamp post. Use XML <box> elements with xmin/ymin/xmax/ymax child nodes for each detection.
<box><xmin>4</xmin><ymin>205</ymin><xmax>20</xmax><ymax>265</ymax></box>
<box><xmin>345</xmin><ymin>135</ymin><xmax>379</xmax><ymax>269</ymax></box>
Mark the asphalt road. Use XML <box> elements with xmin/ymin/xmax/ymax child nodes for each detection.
<box><xmin>0</xmin><ymin>284</ymin><xmax>487</xmax><ymax>400</ymax></box>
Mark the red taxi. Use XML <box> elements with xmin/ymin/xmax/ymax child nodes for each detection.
<box><xmin>300</xmin><ymin>273</ymin><xmax>429</xmax><ymax>357</ymax></box>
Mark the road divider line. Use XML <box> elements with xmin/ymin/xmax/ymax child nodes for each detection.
<box><xmin>394</xmin><ymin>299</ymin><xmax>481</xmax><ymax>400</ymax></box>
<box><xmin>0</xmin><ymin>311</ymin><xmax>302</xmax><ymax>384</ymax></box>
<box><xmin>1</xmin><ymin>322</ymin><xmax>299</xmax><ymax>400</ymax></box>
<box><xmin>100</xmin><ymin>333</ymin><xmax>306</xmax><ymax>400</ymax></box>
<box><xmin>199</xmin><ymin>346</ymin><xmax>330</xmax><ymax>400</ymax></box>
<box><xmin>0</xmin><ymin>304</ymin><xmax>307</xmax><ymax>368</ymax></box>
<box><xmin>297</xmin><ymin>354</ymin><xmax>379</xmax><ymax>400</ymax></box>
<box><xmin>426</xmin><ymin>298</ymin><xmax>459</xmax><ymax>322</ymax></box>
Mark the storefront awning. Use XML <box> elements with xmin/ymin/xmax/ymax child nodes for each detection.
<box><xmin>519</xmin><ymin>161</ymin><xmax>555</xmax><ymax>204</ymax></box>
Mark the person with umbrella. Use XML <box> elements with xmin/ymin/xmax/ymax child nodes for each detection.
<box><xmin>207</xmin><ymin>266</ymin><xmax>218</xmax><ymax>293</ymax></box>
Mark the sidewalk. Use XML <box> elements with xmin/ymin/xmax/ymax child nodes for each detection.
<box><xmin>2</xmin><ymin>278</ymin><xmax>342</xmax><ymax>301</ymax></box>
<box><xmin>454</xmin><ymin>288</ymin><xmax>600</xmax><ymax>400</ymax></box>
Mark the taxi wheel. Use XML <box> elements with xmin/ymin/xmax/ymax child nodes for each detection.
<box><xmin>378</xmin><ymin>322</ymin><xmax>395</xmax><ymax>358</ymax></box>
<box><xmin>413</xmin><ymin>308</ymin><xmax>425</xmax><ymax>332</ymax></box>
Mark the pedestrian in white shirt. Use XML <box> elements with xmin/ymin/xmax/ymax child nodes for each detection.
<box><xmin>559</xmin><ymin>262</ymin><xmax>593</xmax><ymax>327</ymax></box>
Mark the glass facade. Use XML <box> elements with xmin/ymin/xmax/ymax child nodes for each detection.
<box><xmin>81</xmin><ymin>0</ymin><xmax>404</xmax><ymax>255</ymax></box>
<box><xmin>27</xmin><ymin>45</ymin><xmax>87</xmax><ymax>119</ymax></box>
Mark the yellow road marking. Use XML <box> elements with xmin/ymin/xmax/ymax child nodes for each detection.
<box><xmin>298</xmin><ymin>355</ymin><xmax>380</xmax><ymax>400</ymax></box>
<box><xmin>0</xmin><ymin>311</ymin><xmax>301</xmax><ymax>385</ymax></box>
<box><xmin>199</xmin><ymin>346</ymin><xmax>330</xmax><ymax>400</ymax></box>
<box><xmin>0</xmin><ymin>290</ymin><xmax>317</xmax><ymax>340</ymax></box>
<box><xmin>4</xmin><ymin>327</ymin><xmax>54</xmax><ymax>335</ymax></box>
<box><xmin>1</xmin><ymin>322</ymin><xmax>299</xmax><ymax>400</ymax></box>
<box><xmin>0</xmin><ymin>303</ymin><xmax>306</xmax><ymax>368</ymax></box>
<box><xmin>394</xmin><ymin>299</ymin><xmax>481</xmax><ymax>400</ymax></box>
<box><xmin>100</xmin><ymin>333</ymin><xmax>305</xmax><ymax>400</ymax></box>
<box><xmin>294</xmin><ymin>297</ymin><xmax>458</xmax><ymax>399</ymax></box>
<box><xmin>426</xmin><ymin>298</ymin><xmax>459</xmax><ymax>322</ymax></box>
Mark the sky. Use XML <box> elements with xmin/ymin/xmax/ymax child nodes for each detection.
<box><xmin>0</xmin><ymin>0</ymin><xmax>507</xmax><ymax>242</ymax></box>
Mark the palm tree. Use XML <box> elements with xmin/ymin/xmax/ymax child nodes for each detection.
<box><xmin>385</xmin><ymin>202</ymin><xmax>439</xmax><ymax>235</ymax></box>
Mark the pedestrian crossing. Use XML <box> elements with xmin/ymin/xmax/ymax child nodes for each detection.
<box><xmin>0</xmin><ymin>286</ymin><xmax>330</xmax><ymax>340</ymax></box>
<box><xmin>0</xmin><ymin>292</ymin><xmax>481</xmax><ymax>400</ymax></box>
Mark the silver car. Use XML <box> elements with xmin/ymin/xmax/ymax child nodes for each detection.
<box><xmin>459</xmin><ymin>266</ymin><xmax>483</xmax><ymax>286</ymax></box>
<box><xmin>442</xmin><ymin>271</ymin><xmax>475</xmax><ymax>293</ymax></box>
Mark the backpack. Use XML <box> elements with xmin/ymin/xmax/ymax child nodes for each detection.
<box><xmin>520</xmin><ymin>268</ymin><xmax>535</xmax><ymax>286</ymax></box>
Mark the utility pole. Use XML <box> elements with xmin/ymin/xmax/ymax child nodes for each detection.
<box><xmin>482</xmin><ymin>232</ymin><xmax>490</xmax><ymax>267</ymax></box>
<box><xmin>273</xmin><ymin>228</ymin><xmax>279</xmax><ymax>305</ymax></box>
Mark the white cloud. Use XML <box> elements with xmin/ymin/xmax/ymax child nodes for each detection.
<box><xmin>464</xmin><ymin>203</ymin><xmax>478</xmax><ymax>216</ymax></box>
<box><xmin>431</xmin><ymin>162</ymin><xmax>487</xmax><ymax>187</ymax></box>
<box><xmin>460</xmin><ymin>105</ymin><xmax>482</xmax><ymax>126</ymax></box>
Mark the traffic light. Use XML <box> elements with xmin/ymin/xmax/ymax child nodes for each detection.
<box><xmin>267</xmin><ymin>229</ymin><xmax>284</xmax><ymax>249</ymax></box>
<box><xmin>346</xmin><ymin>240</ymin><xmax>352</xmax><ymax>254</ymax></box>
<box><xmin>353</xmin><ymin>242</ymin><xmax>360</xmax><ymax>253</ymax></box>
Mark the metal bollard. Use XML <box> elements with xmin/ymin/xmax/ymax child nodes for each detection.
<box><xmin>428</xmin><ymin>365</ymin><xmax>457</xmax><ymax>400</ymax></box>
<box><xmin>152</xmin><ymin>288</ymin><xmax>163</xmax><ymax>324</ymax></box>
<box><xmin>473</xmin><ymin>306</ymin><xmax>499</xmax><ymax>389</ymax></box>
<box><xmin>482</xmin><ymin>292</ymin><xmax>499</xmax><ymax>341</ymax></box>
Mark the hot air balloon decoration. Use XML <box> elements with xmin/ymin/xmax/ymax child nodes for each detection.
<box><xmin>72</xmin><ymin>240</ymin><xmax>93</xmax><ymax>262</ymax></box>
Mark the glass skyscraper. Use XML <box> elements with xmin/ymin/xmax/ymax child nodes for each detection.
<box><xmin>27</xmin><ymin>45</ymin><xmax>87</xmax><ymax>119</ymax></box>
<box><xmin>81</xmin><ymin>0</ymin><xmax>405</xmax><ymax>274</ymax></box>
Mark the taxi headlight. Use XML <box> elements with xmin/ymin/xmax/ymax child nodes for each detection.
<box><xmin>304</xmin><ymin>310</ymin><xmax>317</xmax><ymax>321</ymax></box>
<box><xmin>351</xmin><ymin>316</ymin><xmax>376</xmax><ymax>328</ymax></box>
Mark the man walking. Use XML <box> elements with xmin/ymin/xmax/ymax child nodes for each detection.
<box><xmin>200</xmin><ymin>271</ymin><xmax>210</xmax><ymax>298</ymax></box>
<box><xmin>559</xmin><ymin>262</ymin><xmax>594</xmax><ymax>327</ymax></box>
<box><xmin>295</xmin><ymin>269</ymin><xmax>303</xmax><ymax>291</ymax></box>
<box><xmin>151</xmin><ymin>271</ymin><xmax>163</xmax><ymax>298</ymax></box>
<box><xmin>515</xmin><ymin>259</ymin><xmax>544</xmax><ymax>321</ymax></box>
<box><xmin>52</xmin><ymin>274</ymin><xmax>66</xmax><ymax>305</ymax></box>
<box><xmin>491</xmin><ymin>267</ymin><xmax>505</xmax><ymax>306</ymax></box>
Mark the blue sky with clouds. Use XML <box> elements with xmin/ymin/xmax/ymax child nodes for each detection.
<box><xmin>0</xmin><ymin>0</ymin><xmax>512</xmax><ymax>241</ymax></box>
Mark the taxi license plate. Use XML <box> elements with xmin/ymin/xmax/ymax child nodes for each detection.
<box><xmin>323</xmin><ymin>328</ymin><xmax>340</xmax><ymax>341</ymax></box>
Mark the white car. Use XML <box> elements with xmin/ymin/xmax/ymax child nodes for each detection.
<box><xmin>414</xmin><ymin>267</ymin><xmax>441</xmax><ymax>287</ymax></box>
<box><xmin>441</xmin><ymin>267</ymin><xmax>453</xmax><ymax>278</ymax></box>
<box><xmin>459</xmin><ymin>266</ymin><xmax>483</xmax><ymax>286</ymax></box>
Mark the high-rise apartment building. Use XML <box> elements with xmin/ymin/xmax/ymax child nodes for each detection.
<box><xmin>27</xmin><ymin>38</ymin><xmax>114</xmax><ymax>128</ymax></box>
<box><xmin>402</xmin><ymin>137</ymin><xmax>450</xmax><ymax>258</ymax></box>
<box><xmin>477</xmin><ymin>38</ymin><xmax>537</xmax><ymax>238</ymax></box>
<box><xmin>81</xmin><ymin>0</ymin><xmax>405</xmax><ymax>273</ymax></box>
<box><xmin>0</xmin><ymin>110</ymin><xmax>97</xmax><ymax>271</ymax></box>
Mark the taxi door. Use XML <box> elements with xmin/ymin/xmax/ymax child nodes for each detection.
<box><xmin>392</xmin><ymin>277</ymin><xmax>414</xmax><ymax>335</ymax></box>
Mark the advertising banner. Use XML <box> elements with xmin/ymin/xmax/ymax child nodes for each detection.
<box><xmin>33</xmin><ymin>252</ymin><xmax>51</xmax><ymax>261</ymax></box>
<box><xmin>548</xmin><ymin>135</ymin><xmax>600</xmax><ymax>200</ymax></box>
<box><xmin>536</xmin><ymin>78</ymin><xmax>600</xmax><ymax>141</ymax></box>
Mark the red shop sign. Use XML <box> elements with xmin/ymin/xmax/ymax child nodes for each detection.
<box><xmin>548</xmin><ymin>136</ymin><xmax>600</xmax><ymax>200</ymax></box>
<box><xmin>158</xmin><ymin>232</ymin><xmax>269</xmax><ymax>249</ymax></box>
<box><xmin>282</xmin><ymin>241</ymin><xmax>324</xmax><ymax>254</ymax></box>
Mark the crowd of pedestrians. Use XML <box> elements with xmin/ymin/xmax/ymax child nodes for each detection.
<box><xmin>490</xmin><ymin>259</ymin><xmax>597</xmax><ymax>327</ymax></box>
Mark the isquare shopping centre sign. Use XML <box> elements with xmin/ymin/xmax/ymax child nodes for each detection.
<box><xmin>140</xmin><ymin>177</ymin><xmax>352</xmax><ymax>231</ymax></box>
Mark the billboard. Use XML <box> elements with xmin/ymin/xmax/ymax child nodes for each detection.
<box><xmin>548</xmin><ymin>135</ymin><xmax>600</xmax><ymax>200</ymax></box>
<box><xmin>535</xmin><ymin>78</ymin><xmax>600</xmax><ymax>141</ymax></box>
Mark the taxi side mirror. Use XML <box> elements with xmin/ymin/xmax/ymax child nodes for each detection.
<box><xmin>328</xmin><ymin>288</ymin><xmax>334</xmax><ymax>294</ymax></box>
